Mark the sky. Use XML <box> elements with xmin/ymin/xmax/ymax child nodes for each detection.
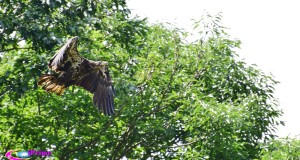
<box><xmin>127</xmin><ymin>0</ymin><xmax>300</xmax><ymax>138</ymax></box>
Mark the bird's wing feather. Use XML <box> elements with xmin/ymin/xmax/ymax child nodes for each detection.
<box><xmin>77</xmin><ymin>70</ymin><xmax>115</xmax><ymax>115</ymax></box>
<box><xmin>48</xmin><ymin>38</ymin><xmax>82</xmax><ymax>72</ymax></box>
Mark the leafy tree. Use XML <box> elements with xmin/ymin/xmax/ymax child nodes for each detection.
<box><xmin>0</xmin><ymin>1</ymin><xmax>283</xmax><ymax>159</ymax></box>
<box><xmin>260</xmin><ymin>136</ymin><xmax>300</xmax><ymax>160</ymax></box>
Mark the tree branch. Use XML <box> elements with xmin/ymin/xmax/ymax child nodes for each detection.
<box><xmin>59</xmin><ymin>121</ymin><xmax>110</xmax><ymax>160</ymax></box>
<box><xmin>59</xmin><ymin>104</ymin><xmax>126</xmax><ymax>159</ymax></box>
<box><xmin>114</xmin><ymin>37</ymin><xmax>183</xmax><ymax>158</ymax></box>
<box><xmin>111</xmin><ymin>122</ymin><xmax>135</xmax><ymax>159</ymax></box>
<box><xmin>0</xmin><ymin>47</ymin><xmax>32</xmax><ymax>52</ymax></box>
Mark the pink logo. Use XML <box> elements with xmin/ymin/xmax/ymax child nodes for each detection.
<box><xmin>5</xmin><ymin>150</ymin><xmax>26</xmax><ymax>160</ymax></box>
<box><xmin>5</xmin><ymin>150</ymin><xmax>53</xmax><ymax>160</ymax></box>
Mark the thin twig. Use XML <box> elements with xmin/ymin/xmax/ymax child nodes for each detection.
<box><xmin>0</xmin><ymin>47</ymin><xmax>33</xmax><ymax>52</ymax></box>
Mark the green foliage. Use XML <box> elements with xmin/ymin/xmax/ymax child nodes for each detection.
<box><xmin>260</xmin><ymin>136</ymin><xmax>300</xmax><ymax>160</ymax></box>
<box><xmin>0</xmin><ymin>1</ymin><xmax>284</xmax><ymax>159</ymax></box>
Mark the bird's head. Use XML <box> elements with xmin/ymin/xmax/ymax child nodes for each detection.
<box><xmin>96</xmin><ymin>61</ymin><xmax>108</xmax><ymax>66</ymax></box>
<box><xmin>93</xmin><ymin>61</ymin><xmax>108</xmax><ymax>70</ymax></box>
<box><xmin>68</xmin><ymin>36</ymin><xmax>79</xmax><ymax>49</ymax></box>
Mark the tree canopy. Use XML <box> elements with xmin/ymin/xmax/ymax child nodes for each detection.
<box><xmin>0</xmin><ymin>0</ymin><xmax>285</xmax><ymax>159</ymax></box>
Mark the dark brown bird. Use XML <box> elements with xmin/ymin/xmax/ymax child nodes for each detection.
<box><xmin>38</xmin><ymin>36</ymin><xmax>115</xmax><ymax>115</ymax></box>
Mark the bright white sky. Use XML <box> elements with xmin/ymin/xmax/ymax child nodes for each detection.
<box><xmin>127</xmin><ymin>0</ymin><xmax>300</xmax><ymax>138</ymax></box>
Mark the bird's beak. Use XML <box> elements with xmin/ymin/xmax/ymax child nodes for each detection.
<box><xmin>102</xmin><ymin>61</ymin><xmax>108</xmax><ymax>65</ymax></box>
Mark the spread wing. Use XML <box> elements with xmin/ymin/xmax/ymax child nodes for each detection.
<box><xmin>77</xmin><ymin>69</ymin><xmax>115</xmax><ymax>115</ymax></box>
<box><xmin>48</xmin><ymin>37</ymin><xmax>82</xmax><ymax>72</ymax></box>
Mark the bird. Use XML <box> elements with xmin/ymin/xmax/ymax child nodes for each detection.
<box><xmin>38</xmin><ymin>36</ymin><xmax>115</xmax><ymax>115</ymax></box>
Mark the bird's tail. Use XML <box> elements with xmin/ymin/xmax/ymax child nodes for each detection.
<box><xmin>38</xmin><ymin>74</ymin><xmax>65</xmax><ymax>95</ymax></box>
